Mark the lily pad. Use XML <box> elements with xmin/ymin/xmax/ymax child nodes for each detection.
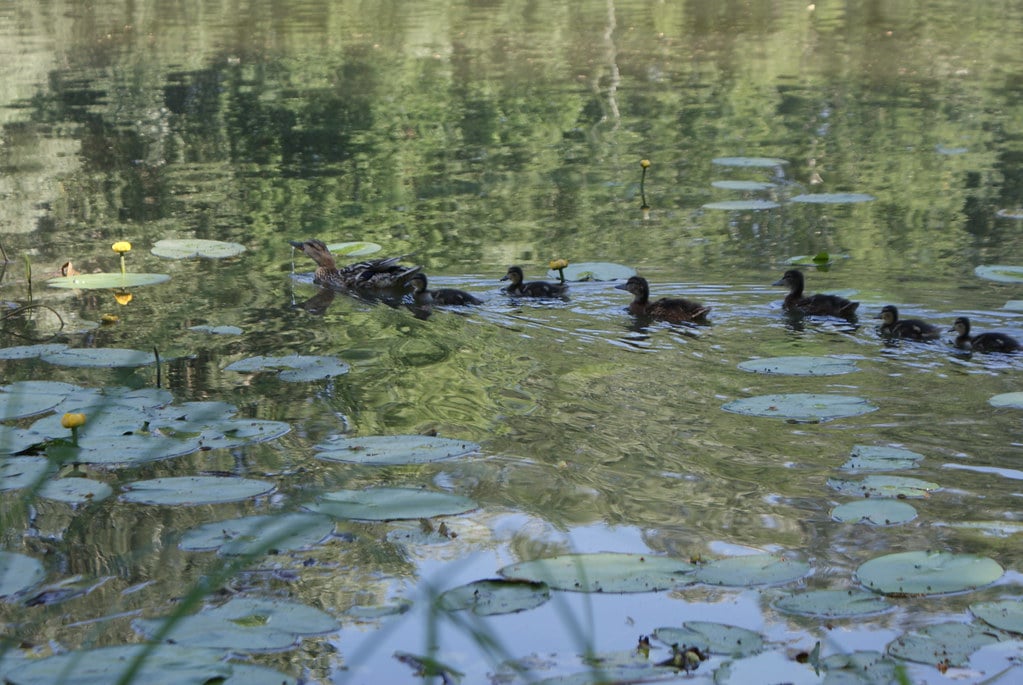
<box><xmin>0</xmin><ymin>385</ymin><xmax>65</xmax><ymax>419</ymax></box>
<box><xmin>828</xmin><ymin>475</ymin><xmax>939</xmax><ymax>499</ymax></box>
<box><xmin>702</xmin><ymin>200</ymin><xmax>780</xmax><ymax>211</ymax></box>
<box><xmin>179</xmin><ymin>513</ymin><xmax>335</xmax><ymax>555</ymax></box>
<box><xmin>51</xmin><ymin>434</ymin><xmax>201</xmax><ymax>467</ymax></box>
<box><xmin>498</xmin><ymin>552</ymin><xmax>694</xmax><ymax>593</ymax></box>
<box><xmin>0</xmin><ymin>457</ymin><xmax>53</xmax><ymax>491</ymax></box>
<box><xmin>887</xmin><ymin>621</ymin><xmax>1006</xmax><ymax>666</ymax></box>
<box><xmin>0</xmin><ymin>551</ymin><xmax>46</xmax><ymax>598</ymax></box>
<box><xmin>972</xmin><ymin>600</ymin><xmax>1023</xmax><ymax>634</ymax></box>
<box><xmin>120</xmin><ymin>476</ymin><xmax>275</xmax><ymax>505</ymax></box>
<box><xmin>224</xmin><ymin>354</ymin><xmax>350</xmax><ymax>382</ymax></box>
<box><xmin>935</xmin><ymin>520</ymin><xmax>1023</xmax><ymax>537</ymax></box>
<box><xmin>40</xmin><ymin>347</ymin><xmax>157</xmax><ymax>368</ymax></box>
<box><xmin>46</xmin><ymin>273</ymin><xmax>170</xmax><ymax>289</ymax></box>
<box><xmin>653</xmin><ymin>621</ymin><xmax>764</xmax><ymax>657</ymax></box>
<box><xmin>693</xmin><ymin>555</ymin><xmax>810</xmax><ymax>587</ymax></box>
<box><xmin>189</xmin><ymin>324</ymin><xmax>243</xmax><ymax>335</ymax></box>
<box><xmin>0</xmin><ymin>425</ymin><xmax>48</xmax><ymax>454</ymax></box>
<box><xmin>722</xmin><ymin>393</ymin><xmax>877</xmax><ymax>422</ymax></box>
<box><xmin>821</xmin><ymin>651</ymin><xmax>901</xmax><ymax>684</ymax></box>
<box><xmin>975</xmin><ymin>265</ymin><xmax>1023</xmax><ymax>283</ymax></box>
<box><xmin>857</xmin><ymin>550</ymin><xmax>1003</xmax><ymax>596</ymax></box>
<box><xmin>789</xmin><ymin>193</ymin><xmax>875</xmax><ymax>204</ymax></box>
<box><xmin>151</xmin><ymin>238</ymin><xmax>247</xmax><ymax>259</ymax></box>
<box><xmin>714</xmin><ymin>651</ymin><xmax>822</xmax><ymax>685</ymax></box>
<box><xmin>831</xmin><ymin>499</ymin><xmax>918</xmax><ymax>525</ymax></box>
<box><xmin>775</xmin><ymin>589</ymin><xmax>893</xmax><ymax>618</ymax></box>
<box><xmin>37</xmin><ymin>478</ymin><xmax>113</xmax><ymax>504</ymax></box>
<box><xmin>996</xmin><ymin>209</ymin><xmax>1023</xmax><ymax>220</ymax></box>
<box><xmin>314</xmin><ymin>434</ymin><xmax>480</xmax><ymax>465</ymax></box>
<box><xmin>841</xmin><ymin>445</ymin><xmax>924</xmax><ymax>471</ymax></box>
<box><xmin>328</xmin><ymin>241</ymin><xmax>382</xmax><ymax>256</ymax></box>
<box><xmin>711</xmin><ymin>180</ymin><xmax>776</xmax><ymax>191</ymax></box>
<box><xmin>0</xmin><ymin>344</ymin><xmax>69</xmax><ymax>360</ymax></box>
<box><xmin>543</xmin><ymin>262</ymin><xmax>637</xmax><ymax>282</ymax></box>
<box><xmin>711</xmin><ymin>156</ymin><xmax>788</xmax><ymax>168</ymax></box>
<box><xmin>3</xmin><ymin>644</ymin><xmax>231</xmax><ymax>685</ymax></box>
<box><xmin>307</xmin><ymin>487</ymin><xmax>477</xmax><ymax>521</ymax></box>
<box><xmin>990</xmin><ymin>392</ymin><xmax>1023</xmax><ymax>409</ymax></box>
<box><xmin>737</xmin><ymin>356</ymin><xmax>858</xmax><ymax>376</ymax></box>
<box><xmin>438</xmin><ymin>579</ymin><xmax>551</xmax><ymax>615</ymax></box>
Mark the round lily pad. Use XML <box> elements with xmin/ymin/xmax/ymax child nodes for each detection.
<box><xmin>722</xmin><ymin>393</ymin><xmax>877</xmax><ymax>422</ymax></box>
<box><xmin>37</xmin><ymin>478</ymin><xmax>113</xmax><ymax>504</ymax></box>
<box><xmin>3</xmin><ymin>644</ymin><xmax>231</xmax><ymax>685</ymax></box>
<box><xmin>789</xmin><ymin>193</ymin><xmax>875</xmax><ymax>204</ymax></box>
<box><xmin>887</xmin><ymin>621</ymin><xmax>1006</xmax><ymax>666</ymax></box>
<box><xmin>786</xmin><ymin>252</ymin><xmax>841</xmax><ymax>266</ymax></box>
<box><xmin>775</xmin><ymin>589</ymin><xmax>893</xmax><ymax>618</ymax></box>
<box><xmin>0</xmin><ymin>457</ymin><xmax>53</xmax><ymax>492</ymax></box>
<box><xmin>996</xmin><ymin>209</ymin><xmax>1023</xmax><ymax>220</ymax></box>
<box><xmin>975</xmin><ymin>265</ymin><xmax>1023</xmax><ymax>283</ymax></box>
<box><xmin>40</xmin><ymin>347</ymin><xmax>157</xmax><ymax>368</ymax></box>
<box><xmin>120</xmin><ymin>476</ymin><xmax>275</xmax><ymax>505</ymax></box>
<box><xmin>841</xmin><ymin>445</ymin><xmax>924</xmax><ymax>471</ymax></box>
<box><xmin>0</xmin><ymin>344</ymin><xmax>69</xmax><ymax>360</ymax></box>
<box><xmin>990</xmin><ymin>392</ymin><xmax>1023</xmax><ymax>409</ymax></box>
<box><xmin>151</xmin><ymin>238</ymin><xmax>247</xmax><ymax>259</ymax></box>
<box><xmin>972</xmin><ymin>600</ymin><xmax>1023</xmax><ymax>634</ymax></box>
<box><xmin>46</xmin><ymin>273</ymin><xmax>170</xmax><ymax>289</ymax></box>
<box><xmin>0</xmin><ymin>425</ymin><xmax>48</xmax><ymax>454</ymax></box>
<box><xmin>53</xmin><ymin>434</ymin><xmax>200</xmax><ymax>468</ymax></box>
<box><xmin>821</xmin><ymin>651</ymin><xmax>900</xmax><ymax>683</ymax></box>
<box><xmin>653</xmin><ymin>621</ymin><xmax>764</xmax><ymax>657</ymax></box>
<box><xmin>224</xmin><ymin>354</ymin><xmax>350</xmax><ymax>382</ymax></box>
<box><xmin>711</xmin><ymin>180</ymin><xmax>776</xmax><ymax>191</ymax></box>
<box><xmin>831</xmin><ymin>499</ymin><xmax>917</xmax><ymax>525</ymax></box>
<box><xmin>0</xmin><ymin>551</ymin><xmax>46</xmax><ymax>598</ymax></box>
<box><xmin>307</xmin><ymin>487</ymin><xmax>477</xmax><ymax>521</ymax></box>
<box><xmin>857</xmin><ymin>550</ymin><xmax>1003</xmax><ymax>596</ymax></box>
<box><xmin>693</xmin><ymin>555</ymin><xmax>810</xmax><ymax>587</ymax></box>
<box><xmin>0</xmin><ymin>388</ymin><xmax>64</xmax><ymax>420</ymax></box>
<box><xmin>314</xmin><ymin>435</ymin><xmax>480</xmax><ymax>465</ymax></box>
<box><xmin>936</xmin><ymin>520</ymin><xmax>1023</xmax><ymax>537</ymax></box>
<box><xmin>180</xmin><ymin>513</ymin><xmax>334</xmax><ymax>555</ymax></box>
<box><xmin>702</xmin><ymin>200</ymin><xmax>780</xmax><ymax>211</ymax></box>
<box><xmin>737</xmin><ymin>356</ymin><xmax>858</xmax><ymax>376</ymax></box>
<box><xmin>828</xmin><ymin>475</ymin><xmax>938</xmax><ymax>499</ymax></box>
<box><xmin>189</xmin><ymin>324</ymin><xmax>243</xmax><ymax>335</ymax></box>
<box><xmin>543</xmin><ymin>262</ymin><xmax>636</xmax><ymax>282</ymax></box>
<box><xmin>328</xmin><ymin>241</ymin><xmax>382</xmax><ymax>256</ymax></box>
<box><xmin>711</xmin><ymin>157</ymin><xmax>788</xmax><ymax>168</ymax></box>
<box><xmin>438</xmin><ymin>579</ymin><xmax>551</xmax><ymax>615</ymax></box>
<box><xmin>498</xmin><ymin>552</ymin><xmax>694</xmax><ymax>593</ymax></box>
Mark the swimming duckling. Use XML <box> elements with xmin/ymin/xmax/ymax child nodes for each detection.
<box><xmin>950</xmin><ymin>316</ymin><xmax>1020</xmax><ymax>353</ymax></box>
<box><xmin>407</xmin><ymin>273</ymin><xmax>483</xmax><ymax>306</ymax></box>
<box><xmin>500</xmin><ymin>266</ymin><xmax>569</xmax><ymax>298</ymax></box>
<box><xmin>615</xmin><ymin>276</ymin><xmax>710</xmax><ymax>323</ymax></box>
<box><xmin>290</xmin><ymin>239</ymin><xmax>421</xmax><ymax>292</ymax></box>
<box><xmin>773</xmin><ymin>269</ymin><xmax>859</xmax><ymax>319</ymax></box>
<box><xmin>876</xmin><ymin>305</ymin><xmax>940</xmax><ymax>341</ymax></box>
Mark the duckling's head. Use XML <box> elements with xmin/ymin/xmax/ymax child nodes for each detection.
<box><xmin>876</xmin><ymin>305</ymin><xmax>899</xmax><ymax>325</ymax></box>
<box><xmin>614</xmin><ymin>276</ymin><xmax>649</xmax><ymax>296</ymax></box>
<box><xmin>407</xmin><ymin>273</ymin><xmax>428</xmax><ymax>294</ymax></box>
<box><xmin>772</xmin><ymin>269</ymin><xmax>803</xmax><ymax>288</ymax></box>
<box><xmin>951</xmin><ymin>316</ymin><xmax>971</xmax><ymax>335</ymax></box>
<box><xmin>501</xmin><ymin>266</ymin><xmax>524</xmax><ymax>284</ymax></box>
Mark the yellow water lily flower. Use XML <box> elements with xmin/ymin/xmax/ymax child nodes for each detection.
<box><xmin>112</xmin><ymin>241</ymin><xmax>132</xmax><ymax>254</ymax></box>
<box><xmin>61</xmin><ymin>413</ymin><xmax>86</xmax><ymax>429</ymax></box>
<box><xmin>548</xmin><ymin>258</ymin><xmax>569</xmax><ymax>270</ymax></box>
<box><xmin>640</xmin><ymin>159</ymin><xmax>651</xmax><ymax>168</ymax></box>
<box><xmin>101</xmin><ymin>313</ymin><xmax>119</xmax><ymax>324</ymax></box>
<box><xmin>113</xmin><ymin>290</ymin><xmax>133</xmax><ymax>305</ymax></box>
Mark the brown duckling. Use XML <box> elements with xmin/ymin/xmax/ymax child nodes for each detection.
<box><xmin>290</xmin><ymin>239</ymin><xmax>421</xmax><ymax>291</ymax></box>
<box><xmin>615</xmin><ymin>276</ymin><xmax>710</xmax><ymax>323</ymax></box>
<box><xmin>876</xmin><ymin>305</ymin><xmax>940</xmax><ymax>341</ymax></box>
<box><xmin>950</xmin><ymin>316</ymin><xmax>1020</xmax><ymax>353</ymax></box>
<box><xmin>773</xmin><ymin>269</ymin><xmax>859</xmax><ymax>319</ymax></box>
<box><xmin>408</xmin><ymin>273</ymin><xmax>483</xmax><ymax>306</ymax></box>
<box><xmin>500</xmin><ymin>266</ymin><xmax>569</xmax><ymax>298</ymax></box>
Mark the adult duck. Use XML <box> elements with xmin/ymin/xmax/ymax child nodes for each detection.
<box><xmin>407</xmin><ymin>273</ymin><xmax>483</xmax><ymax>306</ymax></box>
<box><xmin>615</xmin><ymin>276</ymin><xmax>710</xmax><ymax>324</ymax></box>
<box><xmin>773</xmin><ymin>269</ymin><xmax>858</xmax><ymax>319</ymax></box>
<box><xmin>876</xmin><ymin>305</ymin><xmax>940</xmax><ymax>341</ymax></box>
<box><xmin>290</xmin><ymin>239</ymin><xmax>421</xmax><ymax>292</ymax></box>
<box><xmin>950</xmin><ymin>316</ymin><xmax>1020</xmax><ymax>353</ymax></box>
<box><xmin>500</xmin><ymin>266</ymin><xmax>569</xmax><ymax>299</ymax></box>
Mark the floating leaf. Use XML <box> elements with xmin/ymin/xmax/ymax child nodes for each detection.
<box><xmin>0</xmin><ymin>458</ymin><xmax>53</xmax><ymax>492</ymax></box>
<box><xmin>857</xmin><ymin>550</ymin><xmax>1003</xmax><ymax>596</ymax></box>
<box><xmin>775</xmin><ymin>589</ymin><xmax>893</xmax><ymax>618</ymax></box>
<box><xmin>975</xmin><ymin>265</ymin><xmax>1023</xmax><ymax>283</ymax></box>
<box><xmin>314</xmin><ymin>434</ymin><xmax>480</xmax><ymax>465</ymax></box>
<box><xmin>737</xmin><ymin>356</ymin><xmax>858</xmax><ymax>376</ymax></box>
<box><xmin>972</xmin><ymin>600</ymin><xmax>1023</xmax><ymax>634</ymax></box>
<box><xmin>0</xmin><ymin>344</ymin><xmax>69</xmax><ymax>360</ymax></box>
<box><xmin>995</xmin><ymin>209</ymin><xmax>1023</xmax><ymax>220</ymax></box>
<box><xmin>0</xmin><ymin>551</ymin><xmax>46</xmax><ymax>598</ymax></box>
<box><xmin>831</xmin><ymin>499</ymin><xmax>917</xmax><ymax>525</ymax></box>
<box><xmin>714</xmin><ymin>651</ymin><xmax>822</xmax><ymax>685</ymax></box>
<box><xmin>224</xmin><ymin>354</ymin><xmax>350</xmax><ymax>382</ymax></box>
<box><xmin>46</xmin><ymin>273</ymin><xmax>170</xmax><ymax>289</ymax></box>
<box><xmin>990</xmin><ymin>392</ymin><xmax>1023</xmax><ymax>409</ymax></box>
<box><xmin>786</xmin><ymin>252</ymin><xmax>848</xmax><ymax>266</ymax></box>
<box><xmin>41</xmin><ymin>347</ymin><xmax>157</xmax><ymax>368</ymax></box>
<box><xmin>499</xmin><ymin>552</ymin><xmax>694</xmax><ymax>593</ymax></box>
<box><xmin>711</xmin><ymin>180</ymin><xmax>776</xmax><ymax>191</ymax></box>
<box><xmin>151</xmin><ymin>238</ymin><xmax>247</xmax><ymax>259</ymax></box>
<box><xmin>189</xmin><ymin>324</ymin><xmax>243</xmax><ymax>335</ymax></box>
<box><xmin>180</xmin><ymin>513</ymin><xmax>334</xmax><ymax>555</ymax></box>
<box><xmin>0</xmin><ymin>385</ymin><xmax>66</xmax><ymax>420</ymax></box>
<box><xmin>935</xmin><ymin>520</ymin><xmax>1023</xmax><ymax>537</ymax></box>
<box><xmin>307</xmin><ymin>487</ymin><xmax>477</xmax><ymax>521</ymax></box>
<box><xmin>841</xmin><ymin>445</ymin><xmax>924</xmax><ymax>471</ymax></box>
<box><xmin>438</xmin><ymin>579</ymin><xmax>551</xmax><ymax>615</ymax></box>
<box><xmin>702</xmin><ymin>200</ymin><xmax>780</xmax><ymax>210</ymax></box>
<box><xmin>722</xmin><ymin>393</ymin><xmax>877</xmax><ymax>422</ymax></box>
<box><xmin>828</xmin><ymin>475</ymin><xmax>938</xmax><ymax>499</ymax></box>
<box><xmin>711</xmin><ymin>156</ymin><xmax>788</xmax><ymax>168</ymax></box>
<box><xmin>120</xmin><ymin>476</ymin><xmax>275</xmax><ymax>505</ymax></box>
<box><xmin>821</xmin><ymin>651</ymin><xmax>900</xmax><ymax>684</ymax></box>
<box><xmin>543</xmin><ymin>262</ymin><xmax>637</xmax><ymax>282</ymax></box>
<box><xmin>4</xmin><ymin>644</ymin><xmax>231</xmax><ymax>685</ymax></box>
<box><xmin>693</xmin><ymin>555</ymin><xmax>810</xmax><ymax>587</ymax></box>
<box><xmin>0</xmin><ymin>426</ymin><xmax>49</xmax><ymax>454</ymax></box>
<box><xmin>887</xmin><ymin>621</ymin><xmax>1006</xmax><ymax>666</ymax></box>
<box><xmin>50</xmin><ymin>434</ymin><xmax>200</xmax><ymax>467</ymax></box>
<box><xmin>653</xmin><ymin>621</ymin><xmax>764</xmax><ymax>657</ymax></box>
<box><xmin>936</xmin><ymin>144</ymin><xmax>968</xmax><ymax>155</ymax></box>
<box><xmin>328</xmin><ymin>241</ymin><xmax>382</xmax><ymax>256</ymax></box>
<box><xmin>789</xmin><ymin>193</ymin><xmax>875</xmax><ymax>204</ymax></box>
<box><xmin>37</xmin><ymin>478</ymin><xmax>113</xmax><ymax>504</ymax></box>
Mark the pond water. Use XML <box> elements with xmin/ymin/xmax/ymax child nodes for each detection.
<box><xmin>3</xmin><ymin>0</ymin><xmax>1023</xmax><ymax>683</ymax></box>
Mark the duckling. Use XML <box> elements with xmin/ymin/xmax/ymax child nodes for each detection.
<box><xmin>500</xmin><ymin>266</ymin><xmax>569</xmax><ymax>298</ymax></box>
<box><xmin>615</xmin><ymin>276</ymin><xmax>710</xmax><ymax>323</ymax></box>
<box><xmin>876</xmin><ymin>304</ymin><xmax>941</xmax><ymax>341</ymax></box>
<box><xmin>773</xmin><ymin>269</ymin><xmax>859</xmax><ymax>319</ymax></box>
<box><xmin>407</xmin><ymin>273</ymin><xmax>483</xmax><ymax>306</ymax></box>
<box><xmin>950</xmin><ymin>316</ymin><xmax>1020</xmax><ymax>353</ymax></box>
<box><xmin>290</xmin><ymin>239</ymin><xmax>421</xmax><ymax>292</ymax></box>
